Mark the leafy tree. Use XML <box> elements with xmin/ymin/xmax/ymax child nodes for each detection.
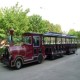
<box><xmin>39</xmin><ymin>20</ymin><xmax>48</xmax><ymax>33</ymax></box>
<box><xmin>68</xmin><ymin>29</ymin><xmax>80</xmax><ymax>39</ymax></box>
<box><xmin>0</xmin><ymin>3</ymin><xmax>29</xmax><ymax>36</ymax></box>
<box><xmin>0</xmin><ymin>10</ymin><xmax>2</xmax><ymax>20</ymax></box>
<box><xmin>44</xmin><ymin>20</ymin><xmax>54</xmax><ymax>32</ymax></box>
<box><xmin>0</xmin><ymin>2</ymin><xmax>63</xmax><ymax>40</ymax></box>
<box><xmin>28</xmin><ymin>14</ymin><xmax>42</xmax><ymax>33</ymax></box>
<box><xmin>0</xmin><ymin>29</ymin><xmax>6</xmax><ymax>39</ymax></box>
<box><xmin>76</xmin><ymin>31</ymin><xmax>80</xmax><ymax>39</ymax></box>
<box><xmin>0</xmin><ymin>10</ymin><xmax>6</xmax><ymax>39</ymax></box>
<box><xmin>28</xmin><ymin>14</ymin><xmax>49</xmax><ymax>33</ymax></box>
<box><xmin>68</xmin><ymin>29</ymin><xmax>76</xmax><ymax>35</ymax></box>
<box><xmin>28</xmin><ymin>15</ymin><xmax>62</xmax><ymax>34</ymax></box>
<box><xmin>54</xmin><ymin>24</ymin><xmax>62</xmax><ymax>33</ymax></box>
<box><xmin>45</xmin><ymin>22</ymin><xmax>62</xmax><ymax>33</ymax></box>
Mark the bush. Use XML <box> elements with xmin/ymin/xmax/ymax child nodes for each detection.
<box><xmin>0</xmin><ymin>47</ymin><xmax>5</xmax><ymax>56</ymax></box>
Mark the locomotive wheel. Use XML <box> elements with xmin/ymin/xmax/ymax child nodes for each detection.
<box><xmin>37</xmin><ymin>54</ymin><xmax>43</xmax><ymax>64</ymax></box>
<box><xmin>15</xmin><ymin>60</ymin><xmax>22</xmax><ymax>69</ymax></box>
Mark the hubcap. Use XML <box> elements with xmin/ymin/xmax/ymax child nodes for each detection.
<box><xmin>16</xmin><ymin>61</ymin><xmax>21</xmax><ymax>69</ymax></box>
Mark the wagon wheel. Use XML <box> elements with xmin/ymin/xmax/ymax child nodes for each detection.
<box><xmin>50</xmin><ymin>54</ymin><xmax>55</xmax><ymax>60</ymax></box>
<box><xmin>59</xmin><ymin>53</ymin><xmax>63</xmax><ymax>57</ymax></box>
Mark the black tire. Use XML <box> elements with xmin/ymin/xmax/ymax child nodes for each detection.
<box><xmin>66</xmin><ymin>51</ymin><xmax>70</xmax><ymax>55</ymax></box>
<box><xmin>59</xmin><ymin>53</ymin><xmax>63</xmax><ymax>57</ymax></box>
<box><xmin>50</xmin><ymin>55</ymin><xmax>55</xmax><ymax>60</ymax></box>
<box><xmin>37</xmin><ymin>54</ymin><xmax>43</xmax><ymax>64</ymax></box>
<box><xmin>73</xmin><ymin>51</ymin><xmax>75</xmax><ymax>54</ymax></box>
<box><xmin>15</xmin><ymin>60</ymin><xmax>22</xmax><ymax>69</ymax></box>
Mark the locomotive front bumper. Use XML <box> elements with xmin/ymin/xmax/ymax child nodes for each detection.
<box><xmin>2</xmin><ymin>58</ymin><xmax>10</xmax><ymax>66</ymax></box>
<box><xmin>2</xmin><ymin>57</ymin><xmax>15</xmax><ymax>67</ymax></box>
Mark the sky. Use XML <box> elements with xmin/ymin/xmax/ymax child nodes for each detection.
<box><xmin>0</xmin><ymin>0</ymin><xmax>80</xmax><ymax>32</ymax></box>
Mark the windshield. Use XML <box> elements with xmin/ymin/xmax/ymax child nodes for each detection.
<box><xmin>22</xmin><ymin>36</ymin><xmax>32</xmax><ymax>45</ymax></box>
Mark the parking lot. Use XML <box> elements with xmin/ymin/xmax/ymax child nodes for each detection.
<box><xmin>0</xmin><ymin>49</ymin><xmax>80</xmax><ymax>80</ymax></box>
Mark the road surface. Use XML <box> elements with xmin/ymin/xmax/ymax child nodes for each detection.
<box><xmin>0</xmin><ymin>49</ymin><xmax>80</xmax><ymax>80</ymax></box>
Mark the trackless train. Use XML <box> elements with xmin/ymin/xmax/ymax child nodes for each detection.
<box><xmin>1</xmin><ymin>30</ymin><xmax>78</xmax><ymax>69</ymax></box>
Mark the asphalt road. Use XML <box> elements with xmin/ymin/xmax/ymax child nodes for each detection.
<box><xmin>0</xmin><ymin>49</ymin><xmax>80</xmax><ymax>80</ymax></box>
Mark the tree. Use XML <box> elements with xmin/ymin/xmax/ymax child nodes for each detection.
<box><xmin>68</xmin><ymin>29</ymin><xmax>76</xmax><ymax>35</ymax></box>
<box><xmin>0</xmin><ymin>10</ymin><xmax>6</xmax><ymax>39</ymax></box>
<box><xmin>68</xmin><ymin>29</ymin><xmax>80</xmax><ymax>39</ymax></box>
<box><xmin>28</xmin><ymin>14</ymin><xmax>42</xmax><ymax>33</ymax></box>
<box><xmin>0</xmin><ymin>3</ymin><xmax>29</xmax><ymax>36</ymax></box>
<box><xmin>0</xmin><ymin>2</ymin><xmax>63</xmax><ymax>39</ymax></box>
<box><xmin>76</xmin><ymin>31</ymin><xmax>80</xmax><ymax>39</ymax></box>
<box><xmin>28</xmin><ymin>14</ymin><xmax>49</xmax><ymax>33</ymax></box>
<box><xmin>44</xmin><ymin>20</ymin><xmax>55</xmax><ymax>32</ymax></box>
<box><xmin>54</xmin><ymin>24</ymin><xmax>62</xmax><ymax>33</ymax></box>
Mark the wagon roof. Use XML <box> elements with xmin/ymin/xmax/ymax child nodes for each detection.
<box><xmin>43</xmin><ymin>32</ymin><xmax>77</xmax><ymax>38</ymax></box>
<box><xmin>43</xmin><ymin>32</ymin><xmax>62</xmax><ymax>37</ymax></box>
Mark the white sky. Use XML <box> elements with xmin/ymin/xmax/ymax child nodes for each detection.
<box><xmin>0</xmin><ymin>0</ymin><xmax>80</xmax><ymax>32</ymax></box>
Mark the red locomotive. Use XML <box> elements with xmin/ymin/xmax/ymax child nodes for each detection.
<box><xmin>1</xmin><ymin>30</ymin><xmax>78</xmax><ymax>69</ymax></box>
